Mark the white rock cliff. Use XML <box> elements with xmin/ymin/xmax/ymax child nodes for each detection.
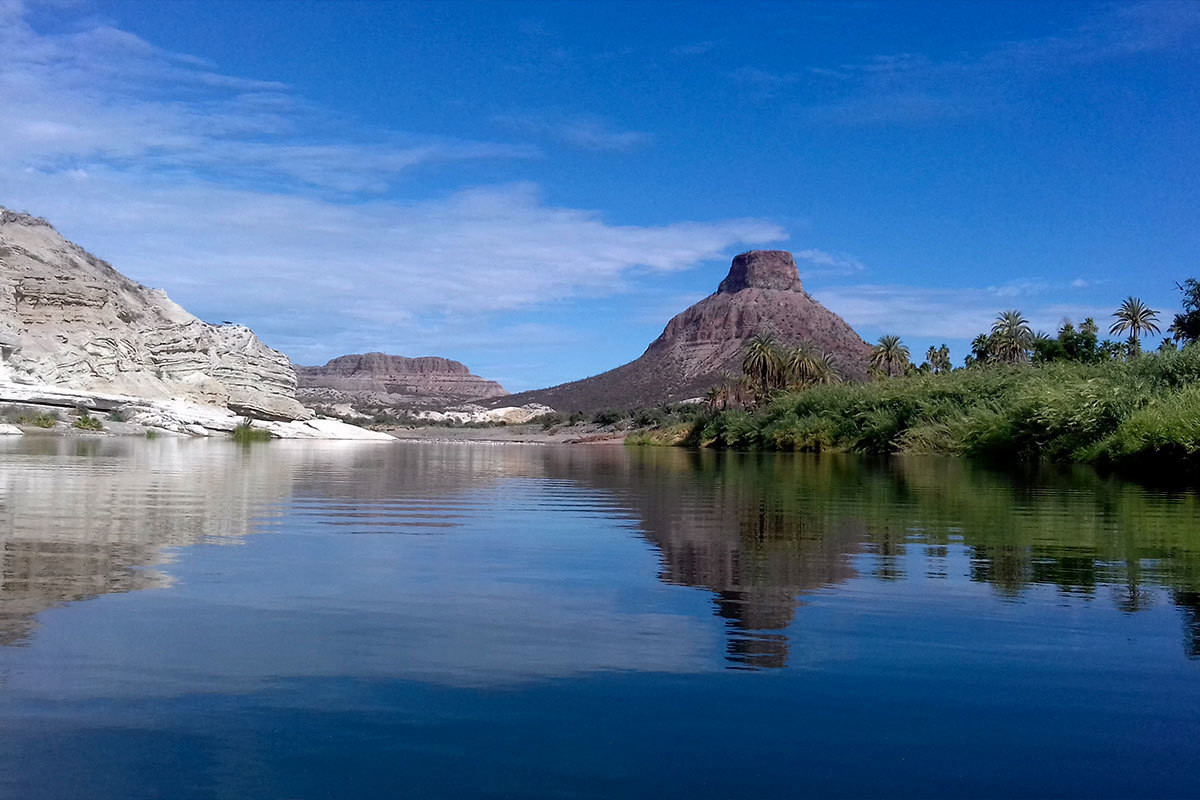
<box><xmin>0</xmin><ymin>208</ymin><xmax>310</xmax><ymax>421</ymax></box>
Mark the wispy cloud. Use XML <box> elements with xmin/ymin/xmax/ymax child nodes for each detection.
<box><xmin>0</xmin><ymin>1</ymin><xmax>783</xmax><ymax>370</ymax></box>
<box><xmin>0</xmin><ymin>1</ymin><xmax>536</xmax><ymax>194</ymax></box>
<box><xmin>815</xmin><ymin>282</ymin><xmax>1113</xmax><ymax>341</ymax></box>
<box><xmin>671</xmin><ymin>41</ymin><xmax>717</xmax><ymax>57</ymax></box>
<box><xmin>794</xmin><ymin>248</ymin><xmax>865</xmax><ymax>276</ymax></box>
<box><xmin>729</xmin><ymin>66</ymin><xmax>801</xmax><ymax>99</ymax></box>
<box><xmin>5</xmin><ymin>170</ymin><xmax>784</xmax><ymax>362</ymax></box>
<box><xmin>740</xmin><ymin>2</ymin><xmax>1200</xmax><ymax>124</ymax></box>
<box><xmin>493</xmin><ymin>112</ymin><xmax>652</xmax><ymax>153</ymax></box>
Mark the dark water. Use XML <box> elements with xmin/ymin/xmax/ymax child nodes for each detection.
<box><xmin>1</xmin><ymin>437</ymin><xmax>1198</xmax><ymax>799</ymax></box>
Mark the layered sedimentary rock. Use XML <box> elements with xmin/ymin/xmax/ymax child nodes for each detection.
<box><xmin>0</xmin><ymin>208</ymin><xmax>309</xmax><ymax>420</ymax></box>
<box><xmin>296</xmin><ymin>352</ymin><xmax>507</xmax><ymax>409</ymax></box>
<box><xmin>498</xmin><ymin>250</ymin><xmax>872</xmax><ymax>412</ymax></box>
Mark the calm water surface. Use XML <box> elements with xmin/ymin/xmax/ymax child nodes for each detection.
<box><xmin>0</xmin><ymin>437</ymin><xmax>1198</xmax><ymax>798</ymax></box>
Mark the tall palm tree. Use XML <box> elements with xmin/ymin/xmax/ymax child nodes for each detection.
<box><xmin>785</xmin><ymin>343</ymin><xmax>821</xmax><ymax>388</ymax></box>
<box><xmin>991</xmin><ymin>309</ymin><xmax>1034</xmax><ymax>364</ymax></box>
<box><xmin>932</xmin><ymin>344</ymin><xmax>951</xmax><ymax>374</ymax></box>
<box><xmin>742</xmin><ymin>334</ymin><xmax>785</xmax><ymax>399</ymax></box>
<box><xmin>870</xmin><ymin>335</ymin><xmax>909</xmax><ymax>378</ymax></box>
<box><xmin>970</xmin><ymin>333</ymin><xmax>992</xmax><ymax>364</ymax></box>
<box><xmin>1110</xmin><ymin>296</ymin><xmax>1160</xmax><ymax>354</ymax></box>
<box><xmin>1080</xmin><ymin>317</ymin><xmax>1100</xmax><ymax>336</ymax></box>
<box><xmin>815</xmin><ymin>351</ymin><xmax>842</xmax><ymax>384</ymax></box>
<box><xmin>704</xmin><ymin>384</ymin><xmax>723</xmax><ymax>412</ymax></box>
<box><xmin>711</xmin><ymin>372</ymin><xmax>742</xmax><ymax>410</ymax></box>
<box><xmin>925</xmin><ymin>345</ymin><xmax>938</xmax><ymax>372</ymax></box>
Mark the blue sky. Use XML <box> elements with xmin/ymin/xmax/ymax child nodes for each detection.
<box><xmin>2</xmin><ymin>0</ymin><xmax>1197</xmax><ymax>390</ymax></box>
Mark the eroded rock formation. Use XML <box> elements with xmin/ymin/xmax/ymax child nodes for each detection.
<box><xmin>296</xmin><ymin>352</ymin><xmax>508</xmax><ymax>410</ymax></box>
<box><xmin>497</xmin><ymin>250</ymin><xmax>872</xmax><ymax>412</ymax></box>
<box><xmin>0</xmin><ymin>208</ymin><xmax>309</xmax><ymax>420</ymax></box>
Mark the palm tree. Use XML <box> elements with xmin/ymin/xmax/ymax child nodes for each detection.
<box><xmin>1110</xmin><ymin>296</ymin><xmax>1160</xmax><ymax>354</ymax></box>
<box><xmin>870</xmin><ymin>335</ymin><xmax>909</xmax><ymax>378</ymax></box>
<box><xmin>923</xmin><ymin>345</ymin><xmax>951</xmax><ymax>375</ymax></box>
<box><xmin>815</xmin><ymin>351</ymin><xmax>842</xmax><ymax>384</ymax></box>
<box><xmin>710</xmin><ymin>372</ymin><xmax>744</xmax><ymax>410</ymax></box>
<box><xmin>704</xmin><ymin>385</ymin><xmax>723</xmax><ymax>412</ymax></box>
<box><xmin>970</xmin><ymin>333</ymin><xmax>992</xmax><ymax>364</ymax></box>
<box><xmin>785</xmin><ymin>343</ymin><xmax>821</xmax><ymax>388</ymax></box>
<box><xmin>932</xmin><ymin>344</ymin><xmax>951</xmax><ymax>374</ymax></box>
<box><xmin>742</xmin><ymin>334</ymin><xmax>785</xmax><ymax>399</ymax></box>
<box><xmin>990</xmin><ymin>309</ymin><xmax>1034</xmax><ymax>364</ymax></box>
<box><xmin>1080</xmin><ymin>317</ymin><xmax>1100</xmax><ymax>336</ymax></box>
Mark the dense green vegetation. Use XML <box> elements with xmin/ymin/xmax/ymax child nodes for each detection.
<box><xmin>647</xmin><ymin>286</ymin><xmax>1200</xmax><ymax>475</ymax></box>
<box><xmin>686</xmin><ymin>347</ymin><xmax>1200</xmax><ymax>471</ymax></box>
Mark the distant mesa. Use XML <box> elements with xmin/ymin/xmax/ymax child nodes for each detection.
<box><xmin>496</xmin><ymin>250</ymin><xmax>871</xmax><ymax>413</ymax></box>
<box><xmin>295</xmin><ymin>352</ymin><xmax>508</xmax><ymax>410</ymax></box>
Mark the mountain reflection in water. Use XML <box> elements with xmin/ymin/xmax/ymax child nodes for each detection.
<box><xmin>1</xmin><ymin>437</ymin><xmax>1198</xmax><ymax>665</ymax></box>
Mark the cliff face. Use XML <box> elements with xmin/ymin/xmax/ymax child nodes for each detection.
<box><xmin>497</xmin><ymin>250</ymin><xmax>872</xmax><ymax>412</ymax></box>
<box><xmin>0</xmin><ymin>208</ymin><xmax>309</xmax><ymax>420</ymax></box>
<box><xmin>295</xmin><ymin>352</ymin><xmax>508</xmax><ymax>409</ymax></box>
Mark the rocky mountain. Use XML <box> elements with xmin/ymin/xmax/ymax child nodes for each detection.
<box><xmin>0</xmin><ymin>207</ymin><xmax>309</xmax><ymax>421</ymax></box>
<box><xmin>296</xmin><ymin>352</ymin><xmax>508</xmax><ymax>410</ymax></box>
<box><xmin>496</xmin><ymin>250</ymin><xmax>872</xmax><ymax>412</ymax></box>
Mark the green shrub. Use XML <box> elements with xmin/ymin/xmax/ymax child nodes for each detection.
<box><xmin>530</xmin><ymin>412</ymin><xmax>567</xmax><ymax>429</ymax></box>
<box><xmin>625</xmin><ymin>423</ymin><xmax>690</xmax><ymax>446</ymax></box>
<box><xmin>592</xmin><ymin>409</ymin><xmax>627</xmax><ymax>426</ymax></box>
<box><xmin>72</xmin><ymin>413</ymin><xmax>103</xmax><ymax>431</ymax></box>
<box><xmin>1086</xmin><ymin>386</ymin><xmax>1200</xmax><ymax>470</ymax></box>
<box><xmin>30</xmin><ymin>412</ymin><xmax>57</xmax><ymax>428</ymax></box>
<box><xmin>232</xmin><ymin>420</ymin><xmax>272</xmax><ymax>443</ymax></box>
<box><xmin>144</xmin><ymin>429</ymin><xmax>159</xmax><ymax>440</ymax></box>
<box><xmin>633</xmin><ymin>408</ymin><xmax>667</xmax><ymax>428</ymax></box>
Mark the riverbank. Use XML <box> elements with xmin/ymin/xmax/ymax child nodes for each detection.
<box><xmin>0</xmin><ymin>388</ymin><xmax>392</xmax><ymax>441</ymax></box>
<box><xmin>0</xmin><ymin>400</ymin><xmax>628</xmax><ymax>445</ymax></box>
<box><xmin>381</xmin><ymin>422</ymin><xmax>627</xmax><ymax>445</ymax></box>
<box><xmin>636</xmin><ymin>345</ymin><xmax>1200</xmax><ymax>473</ymax></box>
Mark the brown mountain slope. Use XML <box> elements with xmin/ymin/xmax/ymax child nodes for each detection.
<box><xmin>497</xmin><ymin>250</ymin><xmax>871</xmax><ymax>413</ymax></box>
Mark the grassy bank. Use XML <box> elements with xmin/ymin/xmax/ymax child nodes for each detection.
<box><xmin>232</xmin><ymin>420</ymin><xmax>272</xmax><ymax>443</ymax></box>
<box><xmin>670</xmin><ymin>345</ymin><xmax>1200</xmax><ymax>472</ymax></box>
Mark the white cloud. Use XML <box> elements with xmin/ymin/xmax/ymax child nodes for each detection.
<box><xmin>4</xmin><ymin>168</ymin><xmax>784</xmax><ymax>361</ymax></box>
<box><xmin>986</xmin><ymin>279</ymin><xmax>1049</xmax><ymax>299</ymax></box>
<box><xmin>792</xmin><ymin>2</ymin><xmax>1200</xmax><ymax>125</ymax></box>
<box><xmin>492</xmin><ymin>112</ymin><xmax>652</xmax><ymax>153</ymax></box>
<box><xmin>0</xmin><ymin>2</ymin><xmax>536</xmax><ymax>193</ymax></box>
<box><xmin>814</xmin><ymin>283</ymin><xmax>1112</xmax><ymax>341</ymax></box>
<box><xmin>0</xmin><ymin>2</ymin><xmax>785</xmax><ymax>365</ymax></box>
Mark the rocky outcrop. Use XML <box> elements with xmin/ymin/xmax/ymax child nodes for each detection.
<box><xmin>0</xmin><ymin>207</ymin><xmax>309</xmax><ymax>420</ymax></box>
<box><xmin>496</xmin><ymin>250</ymin><xmax>872</xmax><ymax>412</ymax></box>
<box><xmin>296</xmin><ymin>352</ymin><xmax>508</xmax><ymax>410</ymax></box>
